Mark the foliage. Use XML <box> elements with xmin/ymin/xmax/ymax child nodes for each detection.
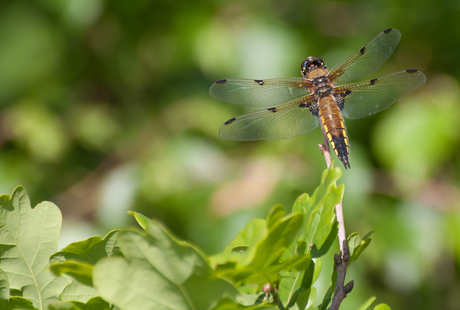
<box><xmin>0</xmin><ymin>169</ymin><xmax>392</xmax><ymax>310</ymax></box>
<box><xmin>0</xmin><ymin>187</ymin><xmax>70</xmax><ymax>309</ymax></box>
<box><xmin>0</xmin><ymin>2</ymin><xmax>457</xmax><ymax>309</ymax></box>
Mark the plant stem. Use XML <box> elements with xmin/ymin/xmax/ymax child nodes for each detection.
<box><xmin>335</xmin><ymin>201</ymin><xmax>347</xmax><ymax>256</ymax></box>
<box><xmin>317</xmin><ymin>142</ymin><xmax>352</xmax><ymax>310</ymax></box>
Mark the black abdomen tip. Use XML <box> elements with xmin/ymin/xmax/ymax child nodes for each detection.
<box><xmin>341</xmin><ymin>156</ymin><xmax>350</xmax><ymax>169</ymax></box>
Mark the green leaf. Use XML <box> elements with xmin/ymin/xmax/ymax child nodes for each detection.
<box><xmin>209</xmin><ymin>218</ymin><xmax>267</xmax><ymax>269</ymax></box>
<box><xmin>49</xmin><ymin>230</ymin><xmax>120</xmax><ymax>288</ymax></box>
<box><xmin>266</xmin><ymin>204</ymin><xmax>286</xmax><ymax>229</ymax></box>
<box><xmin>292</xmin><ymin>193</ymin><xmax>311</xmax><ymax>214</ymax></box>
<box><xmin>311</xmin><ymin>258</ymin><xmax>322</xmax><ymax>285</ymax></box>
<box><xmin>50</xmin><ymin>230</ymin><xmax>120</xmax><ymax>265</ymax></box>
<box><xmin>279</xmin><ymin>264</ymin><xmax>312</xmax><ymax>309</ymax></box>
<box><xmin>278</xmin><ymin>168</ymin><xmax>343</xmax><ymax>307</ymax></box>
<box><xmin>5</xmin><ymin>296</ymin><xmax>38</xmax><ymax>310</ymax></box>
<box><xmin>305</xmin><ymin>182</ymin><xmax>343</xmax><ymax>255</ymax></box>
<box><xmin>9</xmin><ymin>290</ymin><xmax>22</xmax><ymax>297</ymax></box>
<box><xmin>211</xmin><ymin>298</ymin><xmax>273</xmax><ymax>309</ymax></box>
<box><xmin>128</xmin><ymin>211</ymin><xmax>151</xmax><ymax>230</ymax></box>
<box><xmin>47</xmin><ymin>302</ymin><xmax>77</xmax><ymax>310</ymax></box>
<box><xmin>48</xmin><ymin>297</ymin><xmax>112</xmax><ymax>310</ymax></box>
<box><xmin>49</xmin><ymin>261</ymin><xmax>93</xmax><ymax>287</ymax></box>
<box><xmin>93</xmin><ymin>220</ymin><xmax>239</xmax><ymax>310</ymax></box>
<box><xmin>348</xmin><ymin>231</ymin><xmax>373</xmax><ymax>265</ymax></box>
<box><xmin>0</xmin><ymin>269</ymin><xmax>9</xmax><ymax>309</ymax></box>
<box><xmin>357</xmin><ymin>296</ymin><xmax>376</xmax><ymax>310</ymax></box>
<box><xmin>60</xmin><ymin>282</ymin><xmax>99</xmax><ymax>303</ymax></box>
<box><xmin>278</xmin><ymin>257</ymin><xmax>321</xmax><ymax>309</ymax></box>
<box><xmin>309</xmin><ymin>286</ymin><xmax>316</xmax><ymax>305</ymax></box>
<box><xmin>317</xmin><ymin>269</ymin><xmax>336</xmax><ymax>310</ymax></box>
<box><xmin>0</xmin><ymin>186</ymin><xmax>70</xmax><ymax>309</ymax></box>
<box><xmin>210</xmin><ymin>205</ymin><xmax>311</xmax><ymax>288</ymax></box>
<box><xmin>288</xmin><ymin>168</ymin><xmax>343</xmax><ymax>259</ymax></box>
<box><xmin>222</xmin><ymin>219</ymin><xmax>267</xmax><ymax>256</ymax></box>
<box><xmin>374</xmin><ymin>304</ymin><xmax>391</xmax><ymax>310</ymax></box>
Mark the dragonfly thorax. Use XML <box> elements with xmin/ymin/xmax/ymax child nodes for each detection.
<box><xmin>312</xmin><ymin>76</ymin><xmax>334</xmax><ymax>96</ymax></box>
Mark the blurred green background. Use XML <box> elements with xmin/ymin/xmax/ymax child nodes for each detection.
<box><xmin>1</xmin><ymin>0</ymin><xmax>459</xmax><ymax>309</ymax></box>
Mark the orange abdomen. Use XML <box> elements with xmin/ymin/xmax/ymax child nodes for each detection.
<box><xmin>319</xmin><ymin>96</ymin><xmax>350</xmax><ymax>168</ymax></box>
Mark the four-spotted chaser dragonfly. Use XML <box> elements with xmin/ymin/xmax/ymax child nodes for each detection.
<box><xmin>209</xmin><ymin>28</ymin><xmax>426</xmax><ymax>169</ymax></box>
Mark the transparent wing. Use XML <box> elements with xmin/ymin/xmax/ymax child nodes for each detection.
<box><xmin>328</xmin><ymin>28</ymin><xmax>401</xmax><ymax>85</ymax></box>
<box><xmin>209</xmin><ymin>78</ymin><xmax>312</xmax><ymax>108</ymax></box>
<box><xmin>219</xmin><ymin>96</ymin><xmax>319</xmax><ymax>140</ymax></box>
<box><xmin>337</xmin><ymin>69</ymin><xmax>426</xmax><ymax>119</ymax></box>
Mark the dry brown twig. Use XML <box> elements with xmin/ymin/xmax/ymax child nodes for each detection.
<box><xmin>318</xmin><ymin>135</ymin><xmax>354</xmax><ymax>310</ymax></box>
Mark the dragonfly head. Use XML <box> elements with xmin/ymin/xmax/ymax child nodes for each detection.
<box><xmin>301</xmin><ymin>57</ymin><xmax>326</xmax><ymax>78</ymax></box>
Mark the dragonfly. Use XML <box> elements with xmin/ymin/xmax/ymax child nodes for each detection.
<box><xmin>209</xmin><ymin>28</ymin><xmax>426</xmax><ymax>169</ymax></box>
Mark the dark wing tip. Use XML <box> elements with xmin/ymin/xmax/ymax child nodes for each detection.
<box><xmin>383</xmin><ymin>28</ymin><xmax>393</xmax><ymax>34</ymax></box>
<box><xmin>223</xmin><ymin>117</ymin><xmax>236</xmax><ymax>125</ymax></box>
<box><xmin>406</xmin><ymin>69</ymin><xmax>418</xmax><ymax>73</ymax></box>
<box><xmin>215</xmin><ymin>79</ymin><xmax>228</xmax><ymax>84</ymax></box>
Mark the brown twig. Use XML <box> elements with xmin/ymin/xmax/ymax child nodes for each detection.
<box><xmin>318</xmin><ymin>139</ymin><xmax>352</xmax><ymax>310</ymax></box>
<box><xmin>318</xmin><ymin>144</ymin><xmax>332</xmax><ymax>169</ymax></box>
<box><xmin>329</xmin><ymin>247</ymin><xmax>353</xmax><ymax>310</ymax></box>
<box><xmin>335</xmin><ymin>201</ymin><xmax>347</xmax><ymax>255</ymax></box>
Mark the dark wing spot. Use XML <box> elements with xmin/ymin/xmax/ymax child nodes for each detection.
<box><xmin>334</xmin><ymin>89</ymin><xmax>351</xmax><ymax>111</ymax></box>
<box><xmin>335</xmin><ymin>94</ymin><xmax>345</xmax><ymax>110</ymax></box>
<box><xmin>370</xmin><ymin>78</ymin><xmax>377</xmax><ymax>85</ymax></box>
<box><xmin>268</xmin><ymin>107</ymin><xmax>277</xmax><ymax>112</ymax></box>
<box><xmin>298</xmin><ymin>103</ymin><xmax>307</xmax><ymax>108</ymax></box>
<box><xmin>406</xmin><ymin>69</ymin><xmax>418</xmax><ymax>73</ymax></box>
<box><xmin>224</xmin><ymin>117</ymin><xmax>236</xmax><ymax>125</ymax></box>
<box><xmin>216</xmin><ymin>79</ymin><xmax>227</xmax><ymax>84</ymax></box>
<box><xmin>359</xmin><ymin>46</ymin><xmax>365</xmax><ymax>55</ymax></box>
<box><xmin>308</xmin><ymin>101</ymin><xmax>319</xmax><ymax>117</ymax></box>
<box><xmin>383</xmin><ymin>28</ymin><xmax>393</xmax><ymax>34</ymax></box>
<box><xmin>254</xmin><ymin>79</ymin><xmax>264</xmax><ymax>85</ymax></box>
